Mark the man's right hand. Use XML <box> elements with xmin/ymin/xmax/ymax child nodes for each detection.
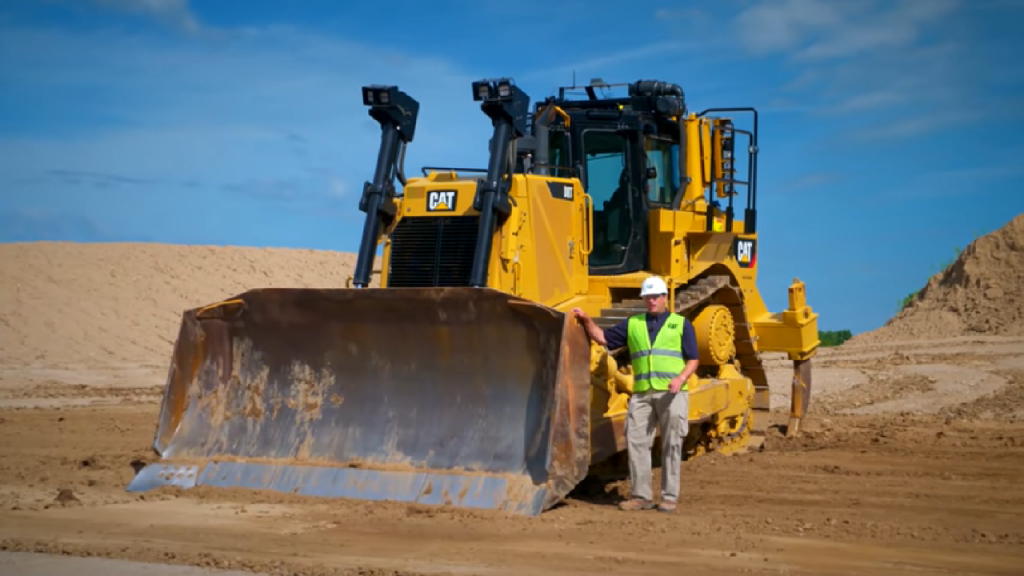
<box><xmin>572</xmin><ymin>307</ymin><xmax>607</xmax><ymax>345</ymax></box>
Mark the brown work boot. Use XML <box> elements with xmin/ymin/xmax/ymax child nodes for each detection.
<box><xmin>618</xmin><ymin>497</ymin><xmax>655</xmax><ymax>511</ymax></box>
<box><xmin>657</xmin><ymin>499</ymin><xmax>677</xmax><ymax>513</ymax></box>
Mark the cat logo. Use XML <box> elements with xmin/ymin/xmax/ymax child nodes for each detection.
<box><xmin>734</xmin><ymin>237</ymin><xmax>757</xmax><ymax>269</ymax></box>
<box><xmin>426</xmin><ymin>189</ymin><xmax>457</xmax><ymax>212</ymax></box>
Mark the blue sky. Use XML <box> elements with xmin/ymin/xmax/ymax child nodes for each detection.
<box><xmin>1</xmin><ymin>0</ymin><xmax>1022</xmax><ymax>334</ymax></box>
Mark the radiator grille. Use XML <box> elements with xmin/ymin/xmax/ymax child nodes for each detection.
<box><xmin>387</xmin><ymin>216</ymin><xmax>479</xmax><ymax>287</ymax></box>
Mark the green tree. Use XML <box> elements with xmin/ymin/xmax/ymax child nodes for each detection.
<box><xmin>819</xmin><ymin>330</ymin><xmax>852</xmax><ymax>347</ymax></box>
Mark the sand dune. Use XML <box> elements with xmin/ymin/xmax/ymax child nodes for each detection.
<box><xmin>0</xmin><ymin>242</ymin><xmax>371</xmax><ymax>367</ymax></box>
<box><xmin>850</xmin><ymin>212</ymin><xmax>1024</xmax><ymax>345</ymax></box>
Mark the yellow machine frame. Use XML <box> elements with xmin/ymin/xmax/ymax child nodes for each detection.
<box><xmin>370</xmin><ymin>78</ymin><xmax>819</xmax><ymax>459</ymax></box>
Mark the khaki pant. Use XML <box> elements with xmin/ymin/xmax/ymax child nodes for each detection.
<box><xmin>625</xmin><ymin>389</ymin><xmax>689</xmax><ymax>502</ymax></box>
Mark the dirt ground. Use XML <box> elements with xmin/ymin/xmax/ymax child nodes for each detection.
<box><xmin>1</xmin><ymin>338</ymin><xmax>1023</xmax><ymax>575</ymax></box>
<box><xmin>1</xmin><ymin>242</ymin><xmax>1023</xmax><ymax>575</ymax></box>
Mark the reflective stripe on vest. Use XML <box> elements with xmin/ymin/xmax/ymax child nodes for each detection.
<box><xmin>626</xmin><ymin>312</ymin><xmax>688</xmax><ymax>393</ymax></box>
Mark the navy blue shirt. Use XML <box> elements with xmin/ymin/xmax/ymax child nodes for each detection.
<box><xmin>604</xmin><ymin>311</ymin><xmax>699</xmax><ymax>361</ymax></box>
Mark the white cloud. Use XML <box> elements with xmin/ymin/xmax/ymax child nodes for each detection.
<box><xmin>526</xmin><ymin>41</ymin><xmax>692</xmax><ymax>83</ymax></box>
<box><xmin>711</xmin><ymin>0</ymin><xmax>1024</xmax><ymax>141</ymax></box>
<box><xmin>732</xmin><ymin>0</ymin><xmax>960</xmax><ymax>60</ymax></box>
<box><xmin>328</xmin><ymin>178</ymin><xmax>349</xmax><ymax>199</ymax></box>
<box><xmin>89</xmin><ymin>0</ymin><xmax>203</xmax><ymax>34</ymax></box>
<box><xmin>801</xmin><ymin>0</ymin><xmax>958</xmax><ymax>61</ymax></box>
<box><xmin>0</xmin><ymin>21</ymin><xmax>497</xmax><ymax>200</ymax></box>
<box><xmin>734</xmin><ymin>0</ymin><xmax>849</xmax><ymax>55</ymax></box>
<box><xmin>0</xmin><ymin>11</ymin><xmax>510</xmax><ymax>246</ymax></box>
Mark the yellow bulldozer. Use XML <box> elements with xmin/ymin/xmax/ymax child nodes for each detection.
<box><xmin>127</xmin><ymin>77</ymin><xmax>819</xmax><ymax>515</ymax></box>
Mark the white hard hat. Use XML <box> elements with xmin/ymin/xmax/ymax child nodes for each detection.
<box><xmin>640</xmin><ymin>276</ymin><xmax>668</xmax><ymax>297</ymax></box>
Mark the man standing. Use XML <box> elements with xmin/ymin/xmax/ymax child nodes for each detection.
<box><xmin>572</xmin><ymin>276</ymin><xmax>699</xmax><ymax>513</ymax></box>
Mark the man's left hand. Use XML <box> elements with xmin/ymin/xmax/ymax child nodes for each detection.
<box><xmin>669</xmin><ymin>375</ymin><xmax>686</xmax><ymax>393</ymax></box>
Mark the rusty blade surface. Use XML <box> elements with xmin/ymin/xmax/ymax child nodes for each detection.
<box><xmin>128</xmin><ymin>287</ymin><xmax>592</xmax><ymax>515</ymax></box>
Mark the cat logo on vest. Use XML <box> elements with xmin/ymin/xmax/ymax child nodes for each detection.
<box><xmin>734</xmin><ymin>237</ymin><xmax>757</xmax><ymax>269</ymax></box>
<box><xmin>426</xmin><ymin>190</ymin><xmax>457</xmax><ymax>212</ymax></box>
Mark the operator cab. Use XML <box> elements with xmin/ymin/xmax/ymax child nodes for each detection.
<box><xmin>528</xmin><ymin>79</ymin><xmax>685</xmax><ymax>276</ymax></box>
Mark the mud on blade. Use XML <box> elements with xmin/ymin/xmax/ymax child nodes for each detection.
<box><xmin>128</xmin><ymin>287</ymin><xmax>592</xmax><ymax>515</ymax></box>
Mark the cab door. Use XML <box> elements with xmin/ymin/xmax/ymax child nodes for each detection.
<box><xmin>579</xmin><ymin>126</ymin><xmax>646</xmax><ymax>274</ymax></box>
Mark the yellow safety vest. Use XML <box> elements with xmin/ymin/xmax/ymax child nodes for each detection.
<box><xmin>626</xmin><ymin>312</ymin><xmax>688</xmax><ymax>393</ymax></box>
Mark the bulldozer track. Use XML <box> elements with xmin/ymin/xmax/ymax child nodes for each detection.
<box><xmin>593</xmin><ymin>275</ymin><xmax>769</xmax><ymax>452</ymax></box>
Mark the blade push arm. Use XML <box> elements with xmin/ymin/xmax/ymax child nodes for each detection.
<box><xmin>352</xmin><ymin>85</ymin><xmax>420</xmax><ymax>288</ymax></box>
<box><xmin>469</xmin><ymin>78</ymin><xmax>530</xmax><ymax>287</ymax></box>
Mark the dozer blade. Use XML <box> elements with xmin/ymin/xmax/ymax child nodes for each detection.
<box><xmin>127</xmin><ymin>287</ymin><xmax>593</xmax><ymax>516</ymax></box>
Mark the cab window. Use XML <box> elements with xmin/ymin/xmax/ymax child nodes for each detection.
<box><xmin>582</xmin><ymin>128</ymin><xmax>632</xmax><ymax>268</ymax></box>
<box><xmin>645</xmin><ymin>137</ymin><xmax>679</xmax><ymax>205</ymax></box>
<box><xmin>547</xmin><ymin>129</ymin><xmax>572</xmax><ymax>178</ymax></box>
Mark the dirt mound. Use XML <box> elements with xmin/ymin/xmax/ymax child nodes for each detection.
<box><xmin>0</xmin><ymin>242</ymin><xmax>370</xmax><ymax>368</ymax></box>
<box><xmin>849</xmin><ymin>213</ymin><xmax>1024</xmax><ymax>345</ymax></box>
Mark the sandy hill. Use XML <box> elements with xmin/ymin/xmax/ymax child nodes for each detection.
<box><xmin>5</xmin><ymin>214</ymin><xmax>1020</xmax><ymax>368</ymax></box>
<box><xmin>0</xmin><ymin>242</ymin><xmax>374</xmax><ymax>368</ymax></box>
<box><xmin>849</xmin><ymin>212</ymin><xmax>1024</xmax><ymax>345</ymax></box>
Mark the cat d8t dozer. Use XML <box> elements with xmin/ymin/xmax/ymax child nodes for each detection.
<box><xmin>128</xmin><ymin>78</ymin><xmax>820</xmax><ymax>515</ymax></box>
